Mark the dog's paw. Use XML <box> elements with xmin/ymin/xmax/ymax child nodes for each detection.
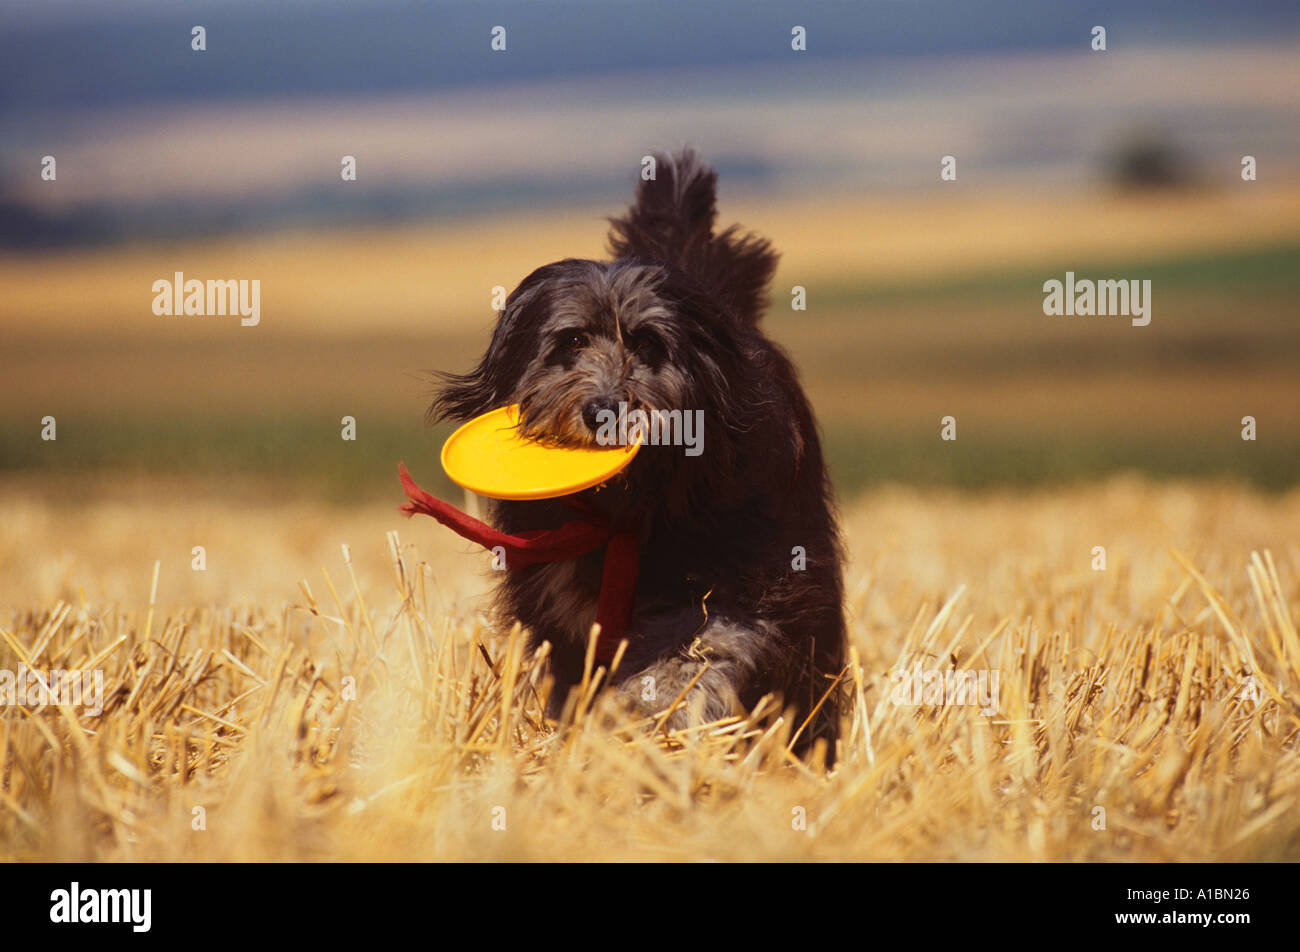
<box><xmin>616</xmin><ymin>652</ymin><xmax>743</xmax><ymax>730</ymax></box>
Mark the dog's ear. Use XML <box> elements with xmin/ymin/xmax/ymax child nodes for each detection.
<box><xmin>427</xmin><ymin>353</ymin><xmax>499</xmax><ymax>425</ymax></box>
<box><xmin>607</xmin><ymin>147</ymin><xmax>778</xmax><ymax>325</ymax></box>
<box><xmin>427</xmin><ymin>278</ymin><xmax>552</xmax><ymax>424</ymax></box>
<box><xmin>426</xmin><ymin>313</ymin><xmax>520</xmax><ymax>425</ymax></box>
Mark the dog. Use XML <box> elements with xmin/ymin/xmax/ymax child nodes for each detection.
<box><xmin>430</xmin><ymin>148</ymin><xmax>847</xmax><ymax>757</ymax></box>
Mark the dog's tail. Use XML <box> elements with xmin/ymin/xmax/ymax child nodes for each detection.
<box><xmin>606</xmin><ymin>148</ymin><xmax>778</xmax><ymax>325</ymax></box>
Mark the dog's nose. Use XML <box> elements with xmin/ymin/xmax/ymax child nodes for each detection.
<box><xmin>582</xmin><ymin>398</ymin><xmax>617</xmax><ymax>432</ymax></box>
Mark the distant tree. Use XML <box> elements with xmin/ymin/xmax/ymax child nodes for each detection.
<box><xmin>1107</xmin><ymin>133</ymin><xmax>1193</xmax><ymax>189</ymax></box>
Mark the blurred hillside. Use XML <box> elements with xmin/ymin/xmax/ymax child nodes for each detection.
<box><xmin>4</xmin><ymin>42</ymin><xmax>1300</xmax><ymax>246</ymax></box>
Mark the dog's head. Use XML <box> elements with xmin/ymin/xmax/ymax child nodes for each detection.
<box><xmin>430</xmin><ymin>149</ymin><xmax>782</xmax><ymax>507</ymax></box>
<box><xmin>434</xmin><ymin>257</ymin><xmax>736</xmax><ymax>447</ymax></box>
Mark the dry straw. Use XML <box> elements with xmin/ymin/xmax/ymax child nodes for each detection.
<box><xmin>1</xmin><ymin>514</ymin><xmax>1298</xmax><ymax>861</ymax></box>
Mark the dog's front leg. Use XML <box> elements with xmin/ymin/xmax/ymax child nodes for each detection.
<box><xmin>617</xmin><ymin>617</ymin><xmax>772</xmax><ymax>730</ymax></box>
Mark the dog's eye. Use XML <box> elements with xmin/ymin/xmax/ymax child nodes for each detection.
<box><xmin>555</xmin><ymin>330</ymin><xmax>587</xmax><ymax>351</ymax></box>
<box><xmin>627</xmin><ymin>331</ymin><xmax>665</xmax><ymax>364</ymax></box>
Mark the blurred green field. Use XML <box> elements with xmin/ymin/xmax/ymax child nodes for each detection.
<box><xmin>1</xmin><ymin>193</ymin><xmax>1297</xmax><ymax>498</ymax></box>
<box><xmin>1</xmin><ymin>417</ymin><xmax>1292</xmax><ymax>507</ymax></box>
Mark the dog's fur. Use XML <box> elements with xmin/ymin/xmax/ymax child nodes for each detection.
<box><xmin>430</xmin><ymin>149</ymin><xmax>847</xmax><ymax>756</ymax></box>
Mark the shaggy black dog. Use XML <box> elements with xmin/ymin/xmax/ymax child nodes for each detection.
<box><xmin>431</xmin><ymin>148</ymin><xmax>846</xmax><ymax>757</ymax></box>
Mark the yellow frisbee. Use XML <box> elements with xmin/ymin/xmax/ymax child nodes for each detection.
<box><xmin>440</xmin><ymin>404</ymin><xmax>641</xmax><ymax>501</ymax></box>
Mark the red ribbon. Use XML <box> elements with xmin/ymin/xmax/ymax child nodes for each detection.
<box><xmin>398</xmin><ymin>463</ymin><xmax>637</xmax><ymax>665</ymax></box>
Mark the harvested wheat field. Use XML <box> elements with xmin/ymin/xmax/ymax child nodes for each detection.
<box><xmin>1</xmin><ymin>476</ymin><xmax>1298</xmax><ymax>862</ymax></box>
